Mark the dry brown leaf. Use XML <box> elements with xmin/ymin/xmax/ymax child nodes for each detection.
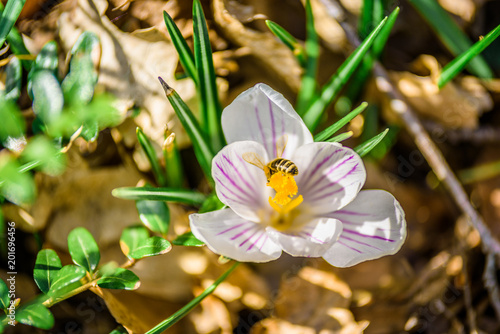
<box><xmin>379</xmin><ymin>55</ymin><xmax>492</xmax><ymax>129</ymax></box>
<box><xmin>212</xmin><ymin>0</ymin><xmax>302</xmax><ymax>93</ymax></box>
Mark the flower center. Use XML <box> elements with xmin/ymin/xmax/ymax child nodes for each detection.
<box><xmin>266</xmin><ymin>172</ymin><xmax>303</xmax><ymax>231</ymax></box>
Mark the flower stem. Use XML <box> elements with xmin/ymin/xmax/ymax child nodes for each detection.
<box><xmin>145</xmin><ymin>261</ymin><xmax>240</xmax><ymax>334</ymax></box>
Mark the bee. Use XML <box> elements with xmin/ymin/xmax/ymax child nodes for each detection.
<box><xmin>242</xmin><ymin>135</ymin><xmax>298</xmax><ymax>181</ymax></box>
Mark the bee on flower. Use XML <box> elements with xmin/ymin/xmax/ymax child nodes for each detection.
<box><xmin>190</xmin><ymin>83</ymin><xmax>406</xmax><ymax>267</ymax></box>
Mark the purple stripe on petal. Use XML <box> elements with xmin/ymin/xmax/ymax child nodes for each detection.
<box><xmin>215</xmin><ymin>163</ymin><xmax>257</xmax><ymax>204</ymax></box>
<box><xmin>247</xmin><ymin>231</ymin><xmax>265</xmax><ymax>251</ymax></box>
<box><xmin>337</xmin><ymin>240</ymin><xmax>363</xmax><ymax>253</ymax></box>
<box><xmin>301</xmin><ymin>232</ymin><xmax>325</xmax><ymax>244</ymax></box>
<box><xmin>268</xmin><ymin>98</ymin><xmax>277</xmax><ymax>158</ymax></box>
<box><xmin>343</xmin><ymin>228</ymin><xmax>395</xmax><ymax>242</ymax></box>
<box><xmin>222</xmin><ymin>154</ymin><xmax>258</xmax><ymax>196</ymax></box>
<box><xmin>236</xmin><ymin>154</ymin><xmax>260</xmax><ymax>190</ymax></box>
<box><xmin>340</xmin><ymin>235</ymin><xmax>383</xmax><ymax>251</ymax></box>
<box><xmin>231</xmin><ymin>226</ymin><xmax>254</xmax><ymax>240</ymax></box>
<box><xmin>215</xmin><ymin>175</ymin><xmax>252</xmax><ymax>204</ymax></box>
<box><xmin>259</xmin><ymin>234</ymin><xmax>269</xmax><ymax>251</ymax></box>
<box><xmin>239</xmin><ymin>229</ymin><xmax>259</xmax><ymax>247</ymax></box>
<box><xmin>217</xmin><ymin>222</ymin><xmax>249</xmax><ymax>236</ymax></box>
<box><xmin>299</xmin><ymin>146</ymin><xmax>332</xmax><ymax>189</ymax></box>
<box><xmin>335</xmin><ymin>210</ymin><xmax>370</xmax><ymax>216</ymax></box>
<box><xmin>255</xmin><ymin>104</ymin><xmax>268</xmax><ymax>154</ymax></box>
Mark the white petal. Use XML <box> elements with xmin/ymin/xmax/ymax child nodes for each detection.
<box><xmin>293</xmin><ymin>142</ymin><xmax>366</xmax><ymax>215</ymax></box>
<box><xmin>213</xmin><ymin>141</ymin><xmax>269</xmax><ymax>222</ymax></box>
<box><xmin>222</xmin><ymin>83</ymin><xmax>313</xmax><ymax>159</ymax></box>
<box><xmin>267</xmin><ymin>218</ymin><xmax>342</xmax><ymax>258</ymax></box>
<box><xmin>190</xmin><ymin>208</ymin><xmax>282</xmax><ymax>262</ymax></box>
<box><xmin>322</xmin><ymin>190</ymin><xmax>407</xmax><ymax>267</ymax></box>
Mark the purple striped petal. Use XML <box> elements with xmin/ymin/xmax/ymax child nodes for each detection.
<box><xmin>190</xmin><ymin>208</ymin><xmax>282</xmax><ymax>262</ymax></box>
<box><xmin>221</xmin><ymin>83</ymin><xmax>313</xmax><ymax>159</ymax></box>
<box><xmin>266</xmin><ymin>218</ymin><xmax>342</xmax><ymax>257</ymax></box>
<box><xmin>213</xmin><ymin>141</ymin><xmax>270</xmax><ymax>222</ymax></box>
<box><xmin>292</xmin><ymin>142</ymin><xmax>366</xmax><ymax>215</ymax></box>
<box><xmin>322</xmin><ymin>190</ymin><xmax>407</xmax><ymax>267</ymax></box>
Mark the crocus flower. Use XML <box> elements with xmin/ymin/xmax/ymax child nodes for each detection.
<box><xmin>190</xmin><ymin>83</ymin><xmax>406</xmax><ymax>267</ymax></box>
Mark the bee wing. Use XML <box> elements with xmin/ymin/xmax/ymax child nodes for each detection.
<box><xmin>242</xmin><ymin>152</ymin><xmax>266</xmax><ymax>170</ymax></box>
<box><xmin>276</xmin><ymin>134</ymin><xmax>288</xmax><ymax>158</ymax></box>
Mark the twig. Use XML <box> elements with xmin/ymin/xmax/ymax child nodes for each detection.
<box><xmin>484</xmin><ymin>253</ymin><xmax>500</xmax><ymax>319</ymax></box>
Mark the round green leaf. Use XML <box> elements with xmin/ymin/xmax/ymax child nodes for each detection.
<box><xmin>33</xmin><ymin>249</ymin><xmax>62</xmax><ymax>294</ymax></box>
<box><xmin>120</xmin><ymin>225</ymin><xmax>149</xmax><ymax>258</ymax></box>
<box><xmin>97</xmin><ymin>268</ymin><xmax>140</xmax><ymax>290</ymax></box>
<box><xmin>0</xmin><ymin>156</ymin><xmax>36</xmax><ymax>205</ymax></box>
<box><xmin>16</xmin><ymin>303</ymin><xmax>54</xmax><ymax>330</ymax></box>
<box><xmin>68</xmin><ymin>227</ymin><xmax>100</xmax><ymax>274</ymax></box>
<box><xmin>32</xmin><ymin>70</ymin><xmax>64</xmax><ymax>125</ymax></box>
<box><xmin>49</xmin><ymin>264</ymin><xmax>87</xmax><ymax>294</ymax></box>
<box><xmin>136</xmin><ymin>200</ymin><xmax>170</xmax><ymax>235</ymax></box>
<box><xmin>129</xmin><ymin>236</ymin><xmax>172</xmax><ymax>260</ymax></box>
<box><xmin>0</xmin><ymin>279</ymin><xmax>10</xmax><ymax>310</ymax></box>
<box><xmin>172</xmin><ymin>231</ymin><xmax>204</xmax><ymax>247</ymax></box>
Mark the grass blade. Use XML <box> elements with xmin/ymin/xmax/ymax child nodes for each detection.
<box><xmin>359</xmin><ymin>0</ymin><xmax>384</xmax><ymax>38</ymax></box>
<box><xmin>438</xmin><ymin>23</ymin><xmax>500</xmax><ymax>88</ymax></box>
<box><xmin>265</xmin><ymin>20</ymin><xmax>306</xmax><ymax>67</ymax></box>
<box><xmin>158</xmin><ymin>77</ymin><xmax>214</xmax><ymax>183</ymax></box>
<box><xmin>296</xmin><ymin>0</ymin><xmax>320</xmax><ymax>115</ymax></box>
<box><xmin>136</xmin><ymin>128</ymin><xmax>167</xmax><ymax>187</ymax></box>
<box><xmin>145</xmin><ymin>262</ymin><xmax>239</xmax><ymax>334</ymax></box>
<box><xmin>112</xmin><ymin>187</ymin><xmax>206</xmax><ymax>206</ymax></box>
<box><xmin>163</xmin><ymin>133</ymin><xmax>185</xmax><ymax>188</ymax></box>
<box><xmin>0</xmin><ymin>0</ymin><xmax>26</xmax><ymax>47</ymax></box>
<box><xmin>192</xmin><ymin>0</ymin><xmax>224</xmax><ymax>152</ymax></box>
<box><xmin>303</xmin><ymin>16</ymin><xmax>388</xmax><ymax>131</ymax></box>
<box><xmin>163</xmin><ymin>11</ymin><xmax>197</xmax><ymax>84</ymax></box>
<box><xmin>408</xmin><ymin>0</ymin><xmax>492</xmax><ymax>79</ymax></box>
<box><xmin>354</xmin><ymin>128</ymin><xmax>389</xmax><ymax>157</ymax></box>
<box><xmin>314</xmin><ymin>102</ymin><xmax>368</xmax><ymax>142</ymax></box>
<box><xmin>326</xmin><ymin>131</ymin><xmax>353</xmax><ymax>143</ymax></box>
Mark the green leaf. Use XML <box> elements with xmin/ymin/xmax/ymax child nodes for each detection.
<box><xmin>354</xmin><ymin>128</ymin><xmax>389</xmax><ymax>157</ymax></box>
<box><xmin>129</xmin><ymin>236</ymin><xmax>172</xmax><ymax>259</ymax></box>
<box><xmin>314</xmin><ymin>102</ymin><xmax>368</xmax><ymax>142</ymax></box>
<box><xmin>439</xmin><ymin>23</ymin><xmax>500</xmax><ymax>88</ymax></box>
<box><xmin>109</xmin><ymin>326</ymin><xmax>129</xmax><ymax>334</ymax></box>
<box><xmin>97</xmin><ymin>268</ymin><xmax>140</xmax><ymax>290</ymax></box>
<box><xmin>120</xmin><ymin>226</ymin><xmax>149</xmax><ymax>258</ymax></box>
<box><xmin>163</xmin><ymin>10</ymin><xmax>197</xmax><ymax>83</ymax></box>
<box><xmin>0</xmin><ymin>0</ymin><xmax>27</xmax><ymax>47</ymax></box>
<box><xmin>326</xmin><ymin>131</ymin><xmax>353</xmax><ymax>143</ymax></box>
<box><xmin>0</xmin><ymin>155</ymin><xmax>36</xmax><ymax>205</ymax></box>
<box><xmin>136</xmin><ymin>199</ymin><xmax>170</xmax><ymax>235</ymax></box>
<box><xmin>158</xmin><ymin>78</ymin><xmax>215</xmax><ymax>182</ymax></box>
<box><xmin>21</xmin><ymin>136</ymin><xmax>66</xmax><ymax>175</ymax></box>
<box><xmin>67</xmin><ymin>227</ymin><xmax>100</xmax><ymax>274</ymax></box>
<box><xmin>199</xmin><ymin>193</ymin><xmax>225</xmax><ymax>213</ymax></box>
<box><xmin>136</xmin><ymin>128</ymin><xmax>167</xmax><ymax>187</ymax></box>
<box><xmin>265</xmin><ymin>20</ymin><xmax>306</xmax><ymax>67</ymax></box>
<box><xmin>0</xmin><ymin>279</ymin><xmax>10</xmax><ymax>310</ymax></box>
<box><xmin>4</xmin><ymin>56</ymin><xmax>22</xmax><ymax>102</ymax></box>
<box><xmin>0</xmin><ymin>97</ymin><xmax>25</xmax><ymax>145</ymax></box>
<box><xmin>192</xmin><ymin>0</ymin><xmax>224</xmax><ymax>152</ymax></box>
<box><xmin>163</xmin><ymin>135</ymin><xmax>184</xmax><ymax>188</ymax></box>
<box><xmin>408</xmin><ymin>0</ymin><xmax>492</xmax><ymax>79</ymax></box>
<box><xmin>303</xmin><ymin>16</ymin><xmax>388</xmax><ymax>131</ymax></box>
<box><xmin>296</xmin><ymin>0</ymin><xmax>319</xmax><ymax>115</ymax></box>
<box><xmin>16</xmin><ymin>303</ymin><xmax>54</xmax><ymax>330</ymax></box>
<box><xmin>33</xmin><ymin>249</ymin><xmax>62</xmax><ymax>294</ymax></box>
<box><xmin>34</xmin><ymin>40</ymin><xmax>59</xmax><ymax>73</ymax></box>
<box><xmin>113</xmin><ymin>186</ymin><xmax>206</xmax><ymax>206</ymax></box>
<box><xmin>172</xmin><ymin>232</ymin><xmax>204</xmax><ymax>247</ymax></box>
<box><xmin>31</xmin><ymin>70</ymin><xmax>64</xmax><ymax>126</ymax></box>
<box><xmin>48</xmin><ymin>264</ymin><xmax>87</xmax><ymax>294</ymax></box>
<box><xmin>359</xmin><ymin>0</ymin><xmax>384</xmax><ymax>39</ymax></box>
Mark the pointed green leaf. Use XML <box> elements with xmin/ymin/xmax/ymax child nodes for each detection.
<box><xmin>172</xmin><ymin>232</ymin><xmax>204</xmax><ymax>247</ymax></box>
<box><xmin>314</xmin><ymin>102</ymin><xmax>368</xmax><ymax>142</ymax></box>
<box><xmin>265</xmin><ymin>20</ymin><xmax>306</xmax><ymax>67</ymax></box>
<box><xmin>97</xmin><ymin>268</ymin><xmax>140</xmax><ymax>290</ymax></box>
<box><xmin>110</xmin><ymin>326</ymin><xmax>129</xmax><ymax>334</ymax></box>
<box><xmin>326</xmin><ymin>131</ymin><xmax>353</xmax><ymax>143</ymax></box>
<box><xmin>136</xmin><ymin>128</ymin><xmax>167</xmax><ymax>186</ymax></box>
<box><xmin>129</xmin><ymin>236</ymin><xmax>172</xmax><ymax>259</ymax></box>
<box><xmin>31</xmin><ymin>70</ymin><xmax>64</xmax><ymax>126</ymax></box>
<box><xmin>163</xmin><ymin>136</ymin><xmax>184</xmax><ymax>188</ymax></box>
<box><xmin>408</xmin><ymin>0</ymin><xmax>492</xmax><ymax>79</ymax></box>
<box><xmin>158</xmin><ymin>78</ymin><xmax>214</xmax><ymax>182</ymax></box>
<box><xmin>163</xmin><ymin>11</ymin><xmax>197</xmax><ymax>83</ymax></box>
<box><xmin>33</xmin><ymin>249</ymin><xmax>62</xmax><ymax>294</ymax></box>
<box><xmin>439</xmin><ymin>23</ymin><xmax>500</xmax><ymax>88</ymax></box>
<box><xmin>4</xmin><ymin>57</ymin><xmax>22</xmax><ymax>102</ymax></box>
<box><xmin>303</xmin><ymin>16</ymin><xmax>388</xmax><ymax>131</ymax></box>
<box><xmin>136</xmin><ymin>199</ymin><xmax>170</xmax><ymax>235</ymax></box>
<box><xmin>0</xmin><ymin>155</ymin><xmax>36</xmax><ymax>205</ymax></box>
<box><xmin>120</xmin><ymin>225</ymin><xmax>150</xmax><ymax>258</ymax></box>
<box><xmin>0</xmin><ymin>279</ymin><xmax>10</xmax><ymax>310</ymax></box>
<box><xmin>68</xmin><ymin>227</ymin><xmax>100</xmax><ymax>274</ymax></box>
<box><xmin>193</xmin><ymin>0</ymin><xmax>224</xmax><ymax>152</ymax></box>
<box><xmin>199</xmin><ymin>193</ymin><xmax>225</xmax><ymax>213</ymax></box>
<box><xmin>113</xmin><ymin>186</ymin><xmax>206</xmax><ymax>206</ymax></box>
<box><xmin>354</xmin><ymin>128</ymin><xmax>389</xmax><ymax>157</ymax></box>
<box><xmin>48</xmin><ymin>264</ymin><xmax>87</xmax><ymax>294</ymax></box>
<box><xmin>359</xmin><ymin>0</ymin><xmax>384</xmax><ymax>39</ymax></box>
<box><xmin>0</xmin><ymin>0</ymin><xmax>27</xmax><ymax>47</ymax></box>
<box><xmin>0</xmin><ymin>97</ymin><xmax>25</xmax><ymax>144</ymax></box>
<box><xmin>21</xmin><ymin>136</ymin><xmax>66</xmax><ymax>175</ymax></box>
<box><xmin>16</xmin><ymin>303</ymin><xmax>54</xmax><ymax>330</ymax></box>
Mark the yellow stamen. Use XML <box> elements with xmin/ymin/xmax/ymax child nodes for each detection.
<box><xmin>267</xmin><ymin>172</ymin><xmax>298</xmax><ymax>206</ymax></box>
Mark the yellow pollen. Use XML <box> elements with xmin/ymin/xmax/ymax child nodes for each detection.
<box><xmin>267</xmin><ymin>172</ymin><xmax>298</xmax><ymax>206</ymax></box>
